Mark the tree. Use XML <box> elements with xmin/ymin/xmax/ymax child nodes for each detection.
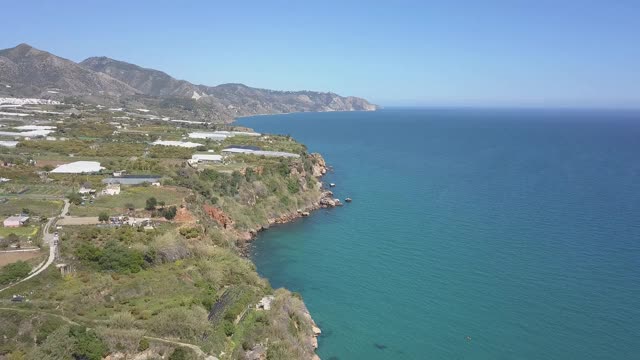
<box><xmin>68</xmin><ymin>192</ymin><xmax>82</xmax><ymax>205</ymax></box>
<box><xmin>125</xmin><ymin>203</ymin><xmax>135</xmax><ymax>211</ymax></box>
<box><xmin>158</xmin><ymin>200</ymin><xmax>166</xmax><ymax>209</ymax></box>
<box><xmin>145</xmin><ymin>197</ymin><xmax>157</xmax><ymax>211</ymax></box>
<box><xmin>98</xmin><ymin>212</ymin><xmax>109</xmax><ymax>223</ymax></box>
<box><xmin>6</xmin><ymin>233</ymin><xmax>19</xmax><ymax>244</ymax></box>
<box><xmin>164</xmin><ymin>206</ymin><xmax>177</xmax><ymax>220</ymax></box>
<box><xmin>69</xmin><ymin>326</ymin><xmax>108</xmax><ymax>360</ymax></box>
<box><xmin>28</xmin><ymin>325</ymin><xmax>75</xmax><ymax>360</ymax></box>
<box><xmin>21</xmin><ymin>208</ymin><xmax>30</xmax><ymax>215</ymax></box>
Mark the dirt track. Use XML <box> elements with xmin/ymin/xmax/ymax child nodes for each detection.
<box><xmin>56</xmin><ymin>216</ymin><xmax>100</xmax><ymax>225</ymax></box>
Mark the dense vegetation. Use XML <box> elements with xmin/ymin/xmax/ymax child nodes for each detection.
<box><xmin>0</xmin><ymin>261</ymin><xmax>31</xmax><ymax>286</ymax></box>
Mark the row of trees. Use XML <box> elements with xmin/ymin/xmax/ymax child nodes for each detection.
<box><xmin>146</xmin><ymin>197</ymin><xmax>177</xmax><ymax>220</ymax></box>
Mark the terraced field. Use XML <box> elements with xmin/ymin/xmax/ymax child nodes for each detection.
<box><xmin>0</xmin><ymin>184</ymin><xmax>68</xmax><ymax>197</ymax></box>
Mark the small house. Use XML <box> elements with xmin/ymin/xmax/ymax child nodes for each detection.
<box><xmin>3</xmin><ymin>215</ymin><xmax>29</xmax><ymax>228</ymax></box>
<box><xmin>101</xmin><ymin>183</ymin><xmax>121</xmax><ymax>196</ymax></box>
<box><xmin>78</xmin><ymin>183</ymin><xmax>96</xmax><ymax>195</ymax></box>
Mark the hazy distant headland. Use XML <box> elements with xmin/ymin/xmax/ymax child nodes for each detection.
<box><xmin>0</xmin><ymin>43</ymin><xmax>378</xmax><ymax>123</ymax></box>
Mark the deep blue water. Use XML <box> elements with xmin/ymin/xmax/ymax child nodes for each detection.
<box><xmin>238</xmin><ymin>108</ymin><xmax>640</xmax><ymax>360</ymax></box>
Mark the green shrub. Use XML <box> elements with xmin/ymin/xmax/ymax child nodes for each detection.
<box><xmin>145</xmin><ymin>197</ymin><xmax>157</xmax><ymax>211</ymax></box>
<box><xmin>0</xmin><ymin>261</ymin><xmax>31</xmax><ymax>286</ymax></box>
<box><xmin>138</xmin><ymin>338</ymin><xmax>149</xmax><ymax>352</ymax></box>
<box><xmin>69</xmin><ymin>326</ymin><xmax>108</xmax><ymax>360</ymax></box>
<box><xmin>68</xmin><ymin>192</ymin><xmax>82</xmax><ymax>205</ymax></box>
<box><xmin>163</xmin><ymin>206</ymin><xmax>177</xmax><ymax>220</ymax></box>
<box><xmin>179</xmin><ymin>227</ymin><xmax>201</xmax><ymax>239</ymax></box>
<box><xmin>98</xmin><ymin>212</ymin><xmax>109</xmax><ymax>222</ymax></box>
<box><xmin>75</xmin><ymin>241</ymin><xmax>145</xmax><ymax>273</ymax></box>
<box><xmin>169</xmin><ymin>347</ymin><xmax>188</xmax><ymax>360</ymax></box>
<box><xmin>223</xmin><ymin>320</ymin><xmax>235</xmax><ymax>337</ymax></box>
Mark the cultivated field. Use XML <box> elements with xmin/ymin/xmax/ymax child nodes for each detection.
<box><xmin>0</xmin><ymin>198</ymin><xmax>63</xmax><ymax>217</ymax></box>
<box><xmin>0</xmin><ymin>225</ymin><xmax>39</xmax><ymax>238</ymax></box>
<box><xmin>0</xmin><ymin>184</ymin><xmax>68</xmax><ymax>197</ymax></box>
<box><xmin>68</xmin><ymin>186</ymin><xmax>188</xmax><ymax>216</ymax></box>
<box><xmin>0</xmin><ymin>250</ymin><xmax>43</xmax><ymax>267</ymax></box>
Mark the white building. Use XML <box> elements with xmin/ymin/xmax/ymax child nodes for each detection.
<box><xmin>222</xmin><ymin>148</ymin><xmax>300</xmax><ymax>158</ymax></box>
<box><xmin>50</xmin><ymin>161</ymin><xmax>104</xmax><ymax>174</ymax></box>
<box><xmin>188</xmin><ymin>132</ymin><xmax>228</xmax><ymax>141</ymax></box>
<box><xmin>191</xmin><ymin>154</ymin><xmax>223</xmax><ymax>163</ymax></box>
<box><xmin>188</xmin><ymin>131</ymin><xmax>260</xmax><ymax>140</ymax></box>
<box><xmin>101</xmin><ymin>183</ymin><xmax>121</xmax><ymax>196</ymax></box>
<box><xmin>152</xmin><ymin>140</ymin><xmax>201</xmax><ymax>148</ymax></box>
<box><xmin>3</xmin><ymin>215</ymin><xmax>29</xmax><ymax>228</ymax></box>
<box><xmin>0</xmin><ymin>141</ymin><xmax>18</xmax><ymax>147</ymax></box>
<box><xmin>78</xmin><ymin>186</ymin><xmax>95</xmax><ymax>195</ymax></box>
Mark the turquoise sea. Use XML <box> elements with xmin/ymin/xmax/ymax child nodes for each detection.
<box><xmin>238</xmin><ymin>108</ymin><xmax>640</xmax><ymax>360</ymax></box>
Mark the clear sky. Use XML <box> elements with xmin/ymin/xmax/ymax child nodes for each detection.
<box><xmin>2</xmin><ymin>0</ymin><xmax>639</xmax><ymax>107</ymax></box>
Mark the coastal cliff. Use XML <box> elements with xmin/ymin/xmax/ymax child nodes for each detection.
<box><xmin>0</xmin><ymin>44</ymin><xmax>356</xmax><ymax>360</ymax></box>
<box><xmin>193</xmin><ymin>151</ymin><xmax>334</xmax><ymax>359</ymax></box>
<box><xmin>0</xmin><ymin>125</ymin><xmax>329</xmax><ymax>359</ymax></box>
<box><xmin>234</xmin><ymin>152</ymin><xmax>340</xmax><ymax>250</ymax></box>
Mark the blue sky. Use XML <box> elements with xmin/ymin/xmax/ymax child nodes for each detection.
<box><xmin>2</xmin><ymin>0</ymin><xmax>639</xmax><ymax>107</ymax></box>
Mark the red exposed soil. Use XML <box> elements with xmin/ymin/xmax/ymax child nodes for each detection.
<box><xmin>174</xmin><ymin>206</ymin><xmax>196</xmax><ymax>224</ymax></box>
<box><xmin>203</xmin><ymin>205</ymin><xmax>233</xmax><ymax>229</ymax></box>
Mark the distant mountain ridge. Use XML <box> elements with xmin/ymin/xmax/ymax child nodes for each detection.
<box><xmin>0</xmin><ymin>44</ymin><xmax>139</xmax><ymax>97</ymax></box>
<box><xmin>0</xmin><ymin>43</ymin><xmax>378</xmax><ymax>122</ymax></box>
<box><xmin>80</xmin><ymin>56</ymin><xmax>198</xmax><ymax>98</ymax></box>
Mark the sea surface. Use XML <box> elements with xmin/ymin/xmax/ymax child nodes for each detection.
<box><xmin>238</xmin><ymin>108</ymin><xmax>640</xmax><ymax>360</ymax></box>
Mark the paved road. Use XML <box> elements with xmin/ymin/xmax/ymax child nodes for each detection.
<box><xmin>0</xmin><ymin>199</ymin><xmax>69</xmax><ymax>293</ymax></box>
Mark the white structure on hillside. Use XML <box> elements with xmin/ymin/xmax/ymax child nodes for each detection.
<box><xmin>14</xmin><ymin>125</ymin><xmax>56</xmax><ymax>131</ymax></box>
<box><xmin>188</xmin><ymin>131</ymin><xmax>261</xmax><ymax>140</ymax></box>
<box><xmin>222</xmin><ymin>148</ymin><xmax>300</xmax><ymax>158</ymax></box>
<box><xmin>50</xmin><ymin>161</ymin><xmax>104</xmax><ymax>174</ymax></box>
<box><xmin>101</xmin><ymin>183</ymin><xmax>121</xmax><ymax>196</ymax></box>
<box><xmin>190</xmin><ymin>154</ymin><xmax>223</xmax><ymax>164</ymax></box>
<box><xmin>0</xmin><ymin>141</ymin><xmax>18</xmax><ymax>147</ymax></box>
<box><xmin>78</xmin><ymin>186</ymin><xmax>95</xmax><ymax>195</ymax></box>
<box><xmin>3</xmin><ymin>215</ymin><xmax>29</xmax><ymax>228</ymax></box>
<box><xmin>152</xmin><ymin>140</ymin><xmax>201</xmax><ymax>148</ymax></box>
<box><xmin>256</xmin><ymin>295</ymin><xmax>275</xmax><ymax>310</ymax></box>
<box><xmin>188</xmin><ymin>132</ymin><xmax>227</xmax><ymax>141</ymax></box>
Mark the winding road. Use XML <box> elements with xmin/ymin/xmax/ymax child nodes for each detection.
<box><xmin>0</xmin><ymin>199</ymin><xmax>69</xmax><ymax>293</ymax></box>
<box><xmin>0</xmin><ymin>200</ymin><xmax>218</xmax><ymax>359</ymax></box>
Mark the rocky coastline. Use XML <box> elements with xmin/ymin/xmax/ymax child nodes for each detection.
<box><xmin>237</xmin><ymin>152</ymin><xmax>342</xmax><ymax>255</ymax></box>
<box><xmin>233</xmin><ymin>152</ymin><xmax>339</xmax><ymax>359</ymax></box>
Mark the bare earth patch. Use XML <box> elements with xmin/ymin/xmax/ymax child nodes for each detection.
<box><xmin>0</xmin><ymin>250</ymin><xmax>42</xmax><ymax>267</ymax></box>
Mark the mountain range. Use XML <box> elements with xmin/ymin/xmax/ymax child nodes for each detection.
<box><xmin>0</xmin><ymin>43</ymin><xmax>378</xmax><ymax>122</ymax></box>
